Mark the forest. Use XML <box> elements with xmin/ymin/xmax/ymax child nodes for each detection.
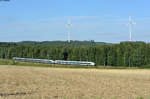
<box><xmin>0</xmin><ymin>41</ymin><xmax>149</xmax><ymax>67</ymax></box>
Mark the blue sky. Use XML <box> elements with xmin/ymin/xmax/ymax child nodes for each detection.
<box><xmin>0</xmin><ymin>0</ymin><xmax>150</xmax><ymax>43</ymax></box>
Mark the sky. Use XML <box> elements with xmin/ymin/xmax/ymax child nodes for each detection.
<box><xmin>0</xmin><ymin>0</ymin><xmax>150</xmax><ymax>43</ymax></box>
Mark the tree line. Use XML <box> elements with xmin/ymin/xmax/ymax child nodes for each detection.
<box><xmin>17</xmin><ymin>40</ymin><xmax>108</xmax><ymax>47</ymax></box>
<box><xmin>0</xmin><ymin>41</ymin><xmax>149</xmax><ymax>67</ymax></box>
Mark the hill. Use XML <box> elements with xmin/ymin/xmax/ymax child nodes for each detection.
<box><xmin>18</xmin><ymin>40</ymin><xmax>111</xmax><ymax>47</ymax></box>
<box><xmin>0</xmin><ymin>40</ymin><xmax>110</xmax><ymax>47</ymax></box>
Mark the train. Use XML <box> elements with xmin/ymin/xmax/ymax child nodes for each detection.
<box><xmin>12</xmin><ymin>57</ymin><xmax>96</xmax><ymax>66</ymax></box>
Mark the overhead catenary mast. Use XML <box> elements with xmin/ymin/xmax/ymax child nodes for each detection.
<box><xmin>66</xmin><ymin>16</ymin><xmax>72</xmax><ymax>43</ymax></box>
<box><xmin>127</xmin><ymin>16</ymin><xmax>137</xmax><ymax>41</ymax></box>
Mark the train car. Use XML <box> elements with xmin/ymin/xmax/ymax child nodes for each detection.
<box><xmin>13</xmin><ymin>57</ymin><xmax>54</xmax><ymax>64</ymax></box>
<box><xmin>55</xmin><ymin>60</ymin><xmax>95</xmax><ymax>66</ymax></box>
<box><xmin>12</xmin><ymin>57</ymin><xmax>95</xmax><ymax>66</ymax></box>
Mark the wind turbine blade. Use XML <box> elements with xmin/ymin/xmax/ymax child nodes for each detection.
<box><xmin>125</xmin><ymin>23</ymin><xmax>129</xmax><ymax>27</ymax></box>
<box><xmin>132</xmin><ymin>22</ymin><xmax>136</xmax><ymax>24</ymax></box>
<box><xmin>136</xmin><ymin>24</ymin><xmax>139</xmax><ymax>26</ymax></box>
<box><xmin>65</xmin><ymin>24</ymin><xmax>68</xmax><ymax>28</ymax></box>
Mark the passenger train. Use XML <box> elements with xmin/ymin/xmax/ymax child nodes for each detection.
<box><xmin>12</xmin><ymin>57</ymin><xmax>96</xmax><ymax>66</ymax></box>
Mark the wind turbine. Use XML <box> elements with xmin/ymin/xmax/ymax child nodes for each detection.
<box><xmin>127</xmin><ymin>16</ymin><xmax>137</xmax><ymax>41</ymax></box>
<box><xmin>66</xmin><ymin>16</ymin><xmax>72</xmax><ymax>43</ymax></box>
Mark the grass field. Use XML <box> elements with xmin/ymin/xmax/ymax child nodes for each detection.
<box><xmin>0</xmin><ymin>65</ymin><xmax>150</xmax><ymax>99</ymax></box>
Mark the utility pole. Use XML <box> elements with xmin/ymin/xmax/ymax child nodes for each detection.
<box><xmin>47</xmin><ymin>54</ymin><xmax>50</xmax><ymax>60</ymax></box>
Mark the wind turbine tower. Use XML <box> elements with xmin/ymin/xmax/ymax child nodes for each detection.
<box><xmin>67</xmin><ymin>17</ymin><xmax>72</xmax><ymax>43</ymax></box>
<box><xmin>127</xmin><ymin>16</ymin><xmax>137</xmax><ymax>41</ymax></box>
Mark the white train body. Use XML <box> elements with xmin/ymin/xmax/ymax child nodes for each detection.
<box><xmin>12</xmin><ymin>57</ymin><xmax>95</xmax><ymax>66</ymax></box>
<box><xmin>13</xmin><ymin>57</ymin><xmax>55</xmax><ymax>64</ymax></box>
<box><xmin>55</xmin><ymin>60</ymin><xmax>95</xmax><ymax>66</ymax></box>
